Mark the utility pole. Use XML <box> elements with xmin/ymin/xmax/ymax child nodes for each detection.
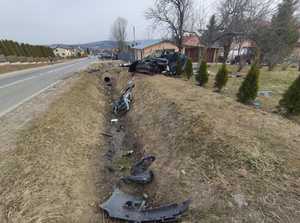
<box><xmin>133</xmin><ymin>26</ymin><xmax>136</xmax><ymax>44</ymax></box>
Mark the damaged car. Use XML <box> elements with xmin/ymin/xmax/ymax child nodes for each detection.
<box><xmin>129</xmin><ymin>52</ymin><xmax>188</xmax><ymax>76</ymax></box>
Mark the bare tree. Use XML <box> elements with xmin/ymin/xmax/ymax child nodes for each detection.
<box><xmin>145</xmin><ymin>0</ymin><xmax>193</xmax><ymax>51</ymax></box>
<box><xmin>111</xmin><ymin>17</ymin><xmax>128</xmax><ymax>51</ymax></box>
<box><xmin>205</xmin><ymin>0</ymin><xmax>273</xmax><ymax>64</ymax></box>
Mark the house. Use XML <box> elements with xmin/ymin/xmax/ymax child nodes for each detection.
<box><xmin>228</xmin><ymin>40</ymin><xmax>256</xmax><ymax>64</ymax></box>
<box><xmin>182</xmin><ymin>33</ymin><xmax>223</xmax><ymax>63</ymax></box>
<box><xmin>131</xmin><ymin>39</ymin><xmax>179</xmax><ymax>60</ymax></box>
<box><xmin>182</xmin><ymin>34</ymin><xmax>203</xmax><ymax>62</ymax></box>
<box><xmin>53</xmin><ymin>47</ymin><xmax>73</xmax><ymax>58</ymax></box>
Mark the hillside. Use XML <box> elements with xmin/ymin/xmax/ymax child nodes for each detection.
<box><xmin>50</xmin><ymin>41</ymin><xmax>118</xmax><ymax>50</ymax></box>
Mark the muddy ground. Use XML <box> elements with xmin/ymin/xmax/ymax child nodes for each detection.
<box><xmin>0</xmin><ymin>61</ymin><xmax>299</xmax><ymax>223</ymax></box>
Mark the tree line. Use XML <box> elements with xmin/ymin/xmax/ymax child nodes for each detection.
<box><xmin>0</xmin><ymin>39</ymin><xmax>55</xmax><ymax>58</ymax></box>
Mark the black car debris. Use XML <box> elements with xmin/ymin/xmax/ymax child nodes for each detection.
<box><xmin>101</xmin><ymin>188</ymin><xmax>191</xmax><ymax>223</ymax></box>
<box><xmin>113</xmin><ymin>80</ymin><xmax>135</xmax><ymax>116</ymax></box>
<box><xmin>101</xmin><ymin>156</ymin><xmax>191</xmax><ymax>222</ymax></box>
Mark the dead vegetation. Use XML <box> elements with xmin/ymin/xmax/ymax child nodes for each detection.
<box><xmin>0</xmin><ymin>70</ymin><xmax>108</xmax><ymax>222</ymax></box>
<box><xmin>119</xmin><ymin>73</ymin><xmax>300</xmax><ymax>222</ymax></box>
<box><xmin>1</xmin><ymin>62</ymin><xmax>299</xmax><ymax>223</ymax></box>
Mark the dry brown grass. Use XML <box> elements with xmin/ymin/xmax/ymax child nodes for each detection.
<box><xmin>0</xmin><ymin>72</ymin><xmax>109</xmax><ymax>222</ymax></box>
<box><xmin>0</xmin><ymin>63</ymin><xmax>58</xmax><ymax>75</ymax></box>
<box><xmin>122</xmin><ymin>73</ymin><xmax>300</xmax><ymax>222</ymax></box>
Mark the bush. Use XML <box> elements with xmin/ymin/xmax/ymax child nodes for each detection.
<box><xmin>237</xmin><ymin>64</ymin><xmax>260</xmax><ymax>104</ymax></box>
<box><xmin>185</xmin><ymin>59</ymin><xmax>193</xmax><ymax>79</ymax></box>
<box><xmin>215</xmin><ymin>64</ymin><xmax>228</xmax><ymax>91</ymax></box>
<box><xmin>196</xmin><ymin>60</ymin><xmax>209</xmax><ymax>86</ymax></box>
<box><xmin>279</xmin><ymin>74</ymin><xmax>300</xmax><ymax>115</ymax></box>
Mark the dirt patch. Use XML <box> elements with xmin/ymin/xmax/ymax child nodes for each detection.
<box><xmin>0</xmin><ymin>71</ymin><xmax>109</xmax><ymax>222</ymax></box>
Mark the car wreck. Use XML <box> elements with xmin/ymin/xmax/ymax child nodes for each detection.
<box><xmin>129</xmin><ymin>52</ymin><xmax>188</xmax><ymax>76</ymax></box>
<box><xmin>122</xmin><ymin>155</ymin><xmax>156</xmax><ymax>184</ymax></box>
<box><xmin>113</xmin><ymin>80</ymin><xmax>135</xmax><ymax>116</ymax></box>
<box><xmin>101</xmin><ymin>188</ymin><xmax>191</xmax><ymax>222</ymax></box>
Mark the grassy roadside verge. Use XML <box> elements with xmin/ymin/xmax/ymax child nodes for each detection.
<box><xmin>0</xmin><ymin>62</ymin><xmax>64</xmax><ymax>75</ymax></box>
<box><xmin>0</xmin><ymin>72</ymin><xmax>107</xmax><ymax>222</ymax></box>
<box><xmin>126</xmin><ymin>74</ymin><xmax>300</xmax><ymax>222</ymax></box>
<box><xmin>197</xmin><ymin>64</ymin><xmax>300</xmax><ymax>114</ymax></box>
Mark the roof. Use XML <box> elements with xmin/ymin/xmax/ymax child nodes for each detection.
<box><xmin>183</xmin><ymin>35</ymin><xmax>202</xmax><ymax>47</ymax></box>
<box><xmin>131</xmin><ymin>39</ymin><xmax>165</xmax><ymax>50</ymax></box>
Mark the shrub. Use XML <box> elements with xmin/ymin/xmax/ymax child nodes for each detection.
<box><xmin>196</xmin><ymin>60</ymin><xmax>209</xmax><ymax>86</ymax></box>
<box><xmin>237</xmin><ymin>64</ymin><xmax>260</xmax><ymax>104</ymax></box>
<box><xmin>215</xmin><ymin>64</ymin><xmax>228</xmax><ymax>91</ymax></box>
<box><xmin>279</xmin><ymin>74</ymin><xmax>300</xmax><ymax>115</ymax></box>
<box><xmin>184</xmin><ymin>59</ymin><xmax>193</xmax><ymax>80</ymax></box>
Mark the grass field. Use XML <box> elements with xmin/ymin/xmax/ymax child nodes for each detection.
<box><xmin>195</xmin><ymin>64</ymin><xmax>300</xmax><ymax>116</ymax></box>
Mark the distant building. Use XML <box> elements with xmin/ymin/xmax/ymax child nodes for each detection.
<box><xmin>53</xmin><ymin>46</ymin><xmax>85</xmax><ymax>58</ymax></box>
<box><xmin>131</xmin><ymin>39</ymin><xmax>179</xmax><ymax>60</ymax></box>
<box><xmin>228</xmin><ymin>40</ymin><xmax>256</xmax><ymax>64</ymax></box>
<box><xmin>53</xmin><ymin>47</ymin><xmax>73</xmax><ymax>58</ymax></box>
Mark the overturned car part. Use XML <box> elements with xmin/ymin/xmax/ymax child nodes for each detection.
<box><xmin>122</xmin><ymin>155</ymin><xmax>156</xmax><ymax>185</ymax></box>
<box><xmin>101</xmin><ymin>188</ymin><xmax>191</xmax><ymax>222</ymax></box>
<box><xmin>113</xmin><ymin>81</ymin><xmax>135</xmax><ymax>116</ymax></box>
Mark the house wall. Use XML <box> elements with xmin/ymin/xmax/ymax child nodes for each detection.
<box><xmin>134</xmin><ymin>42</ymin><xmax>179</xmax><ymax>60</ymax></box>
<box><xmin>185</xmin><ymin>47</ymin><xmax>199</xmax><ymax>62</ymax></box>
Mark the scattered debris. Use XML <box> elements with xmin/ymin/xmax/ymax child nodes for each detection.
<box><xmin>253</xmin><ymin>100</ymin><xmax>262</xmax><ymax>109</ymax></box>
<box><xmin>122</xmin><ymin>155</ymin><xmax>156</xmax><ymax>185</ymax></box>
<box><xmin>129</xmin><ymin>52</ymin><xmax>188</xmax><ymax>76</ymax></box>
<box><xmin>101</xmin><ymin>132</ymin><xmax>113</xmax><ymax>138</ymax></box>
<box><xmin>229</xmin><ymin>72</ymin><xmax>242</xmax><ymax>78</ymax></box>
<box><xmin>122</xmin><ymin>150</ymin><xmax>134</xmax><ymax>157</ymax></box>
<box><xmin>258</xmin><ymin>90</ymin><xmax>273</xmax><ymax>97</ymax></box>
<box><xmin>113</xmin><ymin>81</ymin><xmax>135</xmax><ymax>116</ymax></box>
<box><xmin>111</xmin><ymin>118</ymin><xmax>119</xmax><ymax>124</ymax></box>
<box><xmin>120</xmin><ymin>63</ymin><xmax>131</xmax><ymax>67</ymax></box>
<box><xmin>101</xmin><ymin>188</ymin><xmax>191</xmax><ymax>222</ymax></box>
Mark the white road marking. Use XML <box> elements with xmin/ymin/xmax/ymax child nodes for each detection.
<box><xmin>0</xmin><ymin>76</ymin><xmax>38</xmax><ymax>89</ymax></box>
<box><xmin>0</xmin><ymin>80</ymin><xmax>62</xmax><ymax>118</ymax></box>
<box><xmin>0</xmin><ymin>64</ymin><xmax>76</xmax><ymax>89</ymax></box>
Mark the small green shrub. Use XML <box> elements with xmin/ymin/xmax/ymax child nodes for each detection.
<box><xmin>185</xmin><ymin>59</ymin><xmax>193</xmax><ymax>80</ymax></box>
<box><xmin>215</xmin><ymin>64</ymin><xmax>228</xmax><ymax>91</ymax></box>
<box><xmin>196</xmin><ymin>60</ymin><xmax>209</xmax><ymax>86</ymax></box>
<box><xmin>279</xmin><ymin>74</ymin><xmax>300</xmax><ymax>115</ymax></box>
<box><xmin>237</xmin><ymin>64</ymin><xmax>260</xmax><ymax>104</ymax></box>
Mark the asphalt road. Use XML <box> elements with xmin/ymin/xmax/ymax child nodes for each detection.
<box><xmin>0</xmin><ymin>58</ymin><xmax>96</xmax><ymax>117</ymax></box>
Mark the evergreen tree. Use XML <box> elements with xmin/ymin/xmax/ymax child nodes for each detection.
<box><xmin>237</xmin><ymin>64</ymin><xmax>260</xmax><ymax>104</ymax></box>
<box><xmin>279</xmin><ymin>74</ymin><xmax>300</xmax><ymax>115</ymax></box>
<box><xmin>202</xmin><ymin>15</ymin><xmax>219</xmax><ymax>47</ymax></box>
<box><xmin>196</xmin><ymin>60</ymin><xmax>209</xmax><ymax>86</ymax></box>
<box><xmin>185</xmin><ymin>58</ymin><xmax>193</xmax><ymax>79</ymax></box>
<box><xmin>215</xmin><ymin>64</ymin><xmax>229</xmax><ymax>91</ymax></box>
<box><xmin>255</xmin><ymin>0</ymin><xmax>299</xmax><ymax>70</ymax></box>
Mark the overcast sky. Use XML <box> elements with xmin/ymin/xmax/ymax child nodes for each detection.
<box><xmin>0</xmin><ymin>0</ymin><xmax>214</xmax><ymax>45</ymax></box>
